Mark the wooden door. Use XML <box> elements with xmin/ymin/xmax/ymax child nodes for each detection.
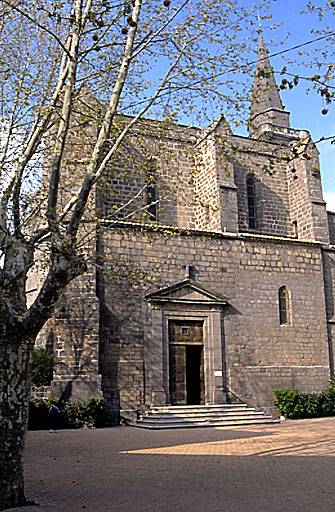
<box><xmin>169</xmin><ymin>320</ymin><xmax>204</xmax><ymax>405</ymax></box>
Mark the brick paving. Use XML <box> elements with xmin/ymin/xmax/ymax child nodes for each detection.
<box><xmin>11</xmin><ymin>417</ymin><xmax>335</xmax><ymax>512</ymax></box>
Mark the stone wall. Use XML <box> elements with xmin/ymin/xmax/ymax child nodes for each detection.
<box><xmin>99</xmin><ymin>223</ymin><xmax>331</xmax><ymax>418</ymax></box>
<box><xmin>101</xmin><ymin>122</ymin><xmax>199</xmax><ymax>230</ymax></box>
<box><xmin>31</xmin><ymin>386</ymin><xmax>51</xmax><ymax>402</ymax></box>
<box><xmin>327</xmin><ymin>212</ymin><xmax>335</xmax><ymax>244</ymax></box>
<box><xmin>232</xmin><ymin>139</ymin><xmax>294</xmax><ymax>238</ymax></box>
<box><xmin>49</xmin><ymin>270</ymin><xmax>102</xmax><ymax>403</ymax></box>
<box><xmin>321</xmin><ymin>248</ymin><xmax>335</xmax><ymax>378</ymax></box>
<box><xmin>101</xmin><ymin>121</ymin><xmax>328</xmax><ymax>245</ymax></box>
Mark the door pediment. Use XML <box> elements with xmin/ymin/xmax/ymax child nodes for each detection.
<box><xmin>146</xmin><ymin>279</ymin><xmax>228</xmax><ymax>305</ymax></box>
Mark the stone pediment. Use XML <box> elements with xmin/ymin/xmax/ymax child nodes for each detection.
<box><xmin>146</xmin><ymin>279</ymin><xmax>228</xmax><ymax>305</ymax></box>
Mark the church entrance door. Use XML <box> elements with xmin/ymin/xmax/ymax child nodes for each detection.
<box><xmin>168</xmin><ymin>320</ymin><xmax>205</xmax><ymax>405</ymax></box>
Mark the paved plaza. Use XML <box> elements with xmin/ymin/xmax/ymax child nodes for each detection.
<box><xmin>11</xmin><ymin>417</ymin><xmax>335</xmax><ymax>512</ymax></box>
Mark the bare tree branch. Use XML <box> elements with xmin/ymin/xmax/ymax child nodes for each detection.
<box><xmin>47</xmin><ymin>0</ymin><xmax>82</xmax><ymax>231</ymax></box>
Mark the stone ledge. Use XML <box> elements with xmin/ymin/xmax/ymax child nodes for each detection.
<box><xmin>101</xmin><ymin>219</ymin><xmax>324</xmax><ymax>247</ymax></box>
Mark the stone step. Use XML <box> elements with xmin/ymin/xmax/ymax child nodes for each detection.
<box><xmin>133</xmin><ymin>403</ymin><xmax>278</xmax><ymax>429</ymax></box>
<box><xmin>145</xmin><ymin>406</ymin><xmax>256</xmax><ymax>414</ymax></box>
<box><xmin>139</xmin><ymin>411</ymin><xmax>273</xmax><ymax>421</ymax></box>
<box><xmin>133</xmin><ymin>417</ymin><xmax>279</xmax><ymax>429</ymax></box>
<box><xmin>141</xmin><ymin>411</ymin><xmax>267</xmax><ymax>420</ymax></box>
<box><xmin>138</xmin><ymin>414</ymin><xmax>274</xmax><ymax>424</ymax></box>
<box><xmin>146</xmin><ymin>405</ymin><xmax>254</xmax><ymax>414</ymax></box>
<box><xmin>150</xmin><ymin>404</ymin><xmax>249</xmax><ymax>411</ymax></box>
<box><xmin>144</xmin><ymin>407</ymin><xmax>260</xmax><ymax>414</ymax></box>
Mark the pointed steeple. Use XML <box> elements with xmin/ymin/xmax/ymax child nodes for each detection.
<box><xmin>249</xmin><ymin>37</ymin><xmax>290</xmax><ymax>138</ymax></box>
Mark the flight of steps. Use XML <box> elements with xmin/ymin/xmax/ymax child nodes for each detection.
<box><xmin>132</xmin><ymin>404</ymin><xmax>279</xmax><ymax>429</ymax></box>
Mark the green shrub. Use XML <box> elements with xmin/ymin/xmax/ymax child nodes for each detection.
<box><xmin>62</xmin><ymin>401</ymin><xmax>90</xmax><ymax>429</ymax></box>
<box><xmin>31</xmin><ymin>348</ymin><xmax>53</xmax><ymax>386</ymax></box>
<box><xmin>62</xmin><ymin>398</ymin><xmax>108</xmax><ymax>428</ymax></box>
<box><xmin>28</xmin><ymin>398</ymin><xmax>109</xmax><ymax>430</ymax></box>
<box><xmin>273</xmin><ymin>388</ymin><xmax>303</xmax><ymax>419</ymax></box>
<box><xmin>274</xmin><ymin>380</ymin><xmax>335</xmax><ymax>419</ymax></box>
<box><xmin>85</xmin><ymin>398</ymin><xmax>109</xmax><ymax>428</ymax></box>
<box><xmin>297</xmin><ymin>392</ymin><xmax>320</xmax><ymax>418</ymax></box>
<box><xmin>318</xmin><ymin>379</ymin><xmax>335</xmax><ymax>417</ymax></box>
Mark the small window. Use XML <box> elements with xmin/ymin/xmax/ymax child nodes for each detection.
<box><xmin>279</xmin><ymin>286</ymin><xmax>290</xmax><ymax>325</ymax></box>
<box><xmin>292</xmin><ymin>220</ymin><xmax>298</xmax><ymax>238</ymax></box>
<box><xmin>146</xmin><ymin>163</ymin><xmax>157</xmax><ymax>220</ymax></box>
<box><xmin>246</xmin><ymin>174</ymin><xmax>256</xmax><ymax>229</ymax></box>
<box><xmin>182</xmin><ymin>328</ymin><xmax>189</xmax><ymax>336</ymax></box>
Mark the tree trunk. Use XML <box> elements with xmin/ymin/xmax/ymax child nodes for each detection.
<box><xmin>0</xmin><ymin>246</ymin><xmax>86</xmax><ymax>510</ymax></box>
<box><xmin>0</xmin><ymin>330</ymin><xmax>34</xmax><ymax>511</ymax></box>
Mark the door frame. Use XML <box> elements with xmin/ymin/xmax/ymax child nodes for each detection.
<box><xmin>145</xmin><ymin>279</ymin><xmax>229</xmax><ymax>407</ymax></box>
<box><xmin>163</xmin><ymin>309</ymin><xmax>223</xmax><ymax>405</ymax></box>
<box><xmin>168</xmin><ymin>321</ymin><xmax>205</xmax><ymax>405</ymax></box>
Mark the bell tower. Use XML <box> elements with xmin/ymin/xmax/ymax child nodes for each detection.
<box><xmin>249</xmin><ymin>36</ymin><xmax>291</xmax><ymax>140</ymax></box>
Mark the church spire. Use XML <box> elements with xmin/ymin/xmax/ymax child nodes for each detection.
<box><xmin>249</xmin><ymin>37</ymin><xmax>290</xmax><ymax>138</ymax></box>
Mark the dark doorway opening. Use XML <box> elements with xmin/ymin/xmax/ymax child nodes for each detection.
<box><xmin>168</xmin><ymin>319</ymin><xmax>205</xmax><ymax>405</ymax></box>
<box><xmin>186</xmin><ymin>345</ymin><xmax>203</xmax><ymax>405</ymax></box>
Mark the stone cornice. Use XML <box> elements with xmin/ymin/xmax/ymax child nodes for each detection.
<box><xmin>101</xmin><ymin>219</ymin><xmax>325</xmax><ymax>247</ymax></box>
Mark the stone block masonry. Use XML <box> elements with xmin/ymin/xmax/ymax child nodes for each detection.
<box><xmin>98</xmin><ymin>223</ymin><xmax>330</xmax><ymax>419</ymax></box>
<box><xmin>34</xmin><ymin>38</ymin><xmax>335</xmax><ymax>424</ymax></box>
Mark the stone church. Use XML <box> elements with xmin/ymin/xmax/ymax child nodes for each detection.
<box><xmin>39</xmin><ymin>38</ymin><xmax>335</xmax><ymax>423</ymax></box>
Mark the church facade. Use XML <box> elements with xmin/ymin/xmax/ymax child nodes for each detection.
<box><xmin>43</xmin><ymin>39</ymin><xmax>335</xmax><ymax>422</ymax></box>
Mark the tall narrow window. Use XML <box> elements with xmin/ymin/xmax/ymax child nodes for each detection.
<box><xmin>292</xmin><ymin>220</ymin><xmax>298</xmax><ymax>238</ymax></box>
<box><xmin>146</xmin><ymin>163</ymin><xmax>157</xmax><ymax>220</ymax></box>
<box><xmin>279</xmin><ymin>286</ymin><xmax>290</xmax><ymax>325</ymax></box>
<box><xmin>246</xmin><ymin>174</ymin><xmax>256</xmax><ymax>229</ymax></box>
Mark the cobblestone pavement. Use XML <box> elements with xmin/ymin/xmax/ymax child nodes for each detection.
<box><xmin>11</xmin><ymin>417</ymin><xmax>335</xmax><ymax>512</ymax></box>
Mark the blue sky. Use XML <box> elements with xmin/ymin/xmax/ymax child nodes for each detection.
<box><xmin>244</xmin><ymin>0</ymin><xmax>335</xmax><ymax>207</ymax></box>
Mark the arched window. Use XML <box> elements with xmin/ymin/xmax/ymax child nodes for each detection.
<box><xmin>279</xmin><ymin>286</ymin><xmax>290</xmax><ymax>325</ymax></box>
<box><xmin>246</xmin><ymin>174</ymin><xmax>256</xmax><ymax>229</ymax></box>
